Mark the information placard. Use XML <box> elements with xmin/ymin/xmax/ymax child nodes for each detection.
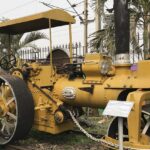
<box><xmin>103</xmin><ymin>100</ymin><xmax>134</xmax><ymax>118</ymax></box>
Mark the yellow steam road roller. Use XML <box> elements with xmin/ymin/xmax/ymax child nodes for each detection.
<box><xmin>0</xmin><ymin>0</ymin><xmax>149</xmax><ymax>149</ymax></box>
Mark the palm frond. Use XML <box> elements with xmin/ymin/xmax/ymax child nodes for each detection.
<box><xmin>19</xmin><ymin>31</ymin><xmax>48</xmax><ymax>49</ymax></box>
<box><xmin>18</xmin><ymin>43</ymin><xmax>40</xmax><ymax>51</ymax></box>
<box><xmin>90</xmin><ymin>24</ymin><xmax>115</xmax><ymax>54</ymax></box>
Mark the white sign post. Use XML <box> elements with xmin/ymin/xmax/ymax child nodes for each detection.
<box><xmin>118</xmin><ymin>117</ymin><xmax>123</xmax><ymax>150</ymax></box>
<box><xmin>103</xmin><ymin>100</ymin><xmax>134</xmax><ymax>150</ymax></box>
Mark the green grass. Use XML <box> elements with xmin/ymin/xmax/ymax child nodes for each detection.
<box><xmin>17</xmin><ymin>130</ymin><xmax>96</xmax><ymax>145</ymax></box>
<box><xmin>8</xmin><ymin>116</ymin><xmax>111</xmax><ymax>150</ymax></box>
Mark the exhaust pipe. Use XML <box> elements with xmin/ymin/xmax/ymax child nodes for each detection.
<box><xmin>114</xmin><ymin>0</ymin><xmax>130</xmax><ymax>65</ymax></box>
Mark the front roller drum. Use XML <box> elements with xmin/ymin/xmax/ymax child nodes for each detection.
<box><xmin>0</xmin><ymin>74</ymin><xmax>34</xmax><ymax>145</ymax></box>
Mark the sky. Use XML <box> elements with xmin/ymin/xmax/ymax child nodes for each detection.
<box><xmin>0</xmin><ymin>0</ymin><xmax>113</xmax><ymax>47</ymax></box>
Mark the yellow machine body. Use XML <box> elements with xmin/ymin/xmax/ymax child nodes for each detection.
<box><xmin>0</xmin><ymin>9</ymin><xmax>150</xmax><ymax>149</ymax></box>
<box><xmin>22</xmin><ymin>54</ymin><xmax>150</xmax><ymax>148</ymax></box>
<box><xmin>17</xmin><ymin>53</ymin><xmax>150</xmax><ymax>149</ymax></box>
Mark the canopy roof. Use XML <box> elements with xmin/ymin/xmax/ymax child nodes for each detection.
<box><xmin>0</xmin><ymin>9</ymin><xmax>76</xmax><ymax>35</ymax></box>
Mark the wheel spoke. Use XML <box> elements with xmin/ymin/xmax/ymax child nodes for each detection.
<box><xmin>1</xmin><ymin>121</ymin><xmax>6</xmax><ymax>133</ymax></box>
<box><xmin>1</xmin><ymin>83</ymin><xmax>6</xmax><ymax>99</ymax></box>
<box><xmin>6</xmin><ymin>112</ymin><xmax>17</xmax><ymax>120</ymax></box>
<box><xmin>142</xmin><ymin>119</ymin><xmax>150</xmax><ymax>134</ymax></box>
<box><xmin>116</xmin><ymin>133</ymin><xmax>128</xmax><ymax>138</ymax></box>
<box><xmin>123</xmin><ymin>135</ymin><xmax>128</xmax><ymax>138</ymax></box>
<box><xmin>1</xmin><ymin>119</ymin><xmax>15</xmax><ymax>136</ymax></box>
<box><xmin>0</xmin><ymin>74</ymin><xmax>34</xmax><ymax>145</ymax></box>
<box><xmin>5</xmin><ymin>124</ymin><xmax>11</xmax><ymax>135</ymax></box>
<box><xmin>6</xmin><ymin>98</ymin><xmax>14</xmax><ymax>106</ymax></box>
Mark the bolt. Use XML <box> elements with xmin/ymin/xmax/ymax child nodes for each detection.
<box><xmin>123</xmin><ymin>85</ymin><xmax>126</xmax><ymax>88</ymax></box>
<box><xmin>107</xmin><ymin>84</ymin><xmax>111</xmax><ymax>88</ymax></box>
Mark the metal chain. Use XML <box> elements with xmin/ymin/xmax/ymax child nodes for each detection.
<box><xmin>67</xmin><ymin>110</ymin><xmax>150</xmax><ymax>150</ymax></box>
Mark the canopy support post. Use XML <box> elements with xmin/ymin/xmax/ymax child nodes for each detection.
<box><xmin>69</xmin><ymin>23</ymin><xmax>73</xmax><ymax>63</ymax></box>
<box><xmin>49</xmin><ymin>19</ymin><xmax>53</xmax><ymax>77</ymax></box>
<box><xmin>8</xmin><ymin>34</ymin><xmax>11</xmax><ymax>55</ymax></box>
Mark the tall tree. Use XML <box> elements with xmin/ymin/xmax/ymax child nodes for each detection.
<box><xmin>90</xmin><ymin>0</ymin><xmax>115</xmax><ymax>56</ymax></box>
<box><xmin>91</xmin><ymin>0</ymin><xmax>150</xmax><ymax>60</ymax></box>
<box><xmin>131</xmin><ymin>0</ymin><xmax>150</xmax><ymax>58</ymax></box>
<box><xmin>90</xmin><ymin>22</ymin><xmax>115</xmax><ymax>55</ymax></box>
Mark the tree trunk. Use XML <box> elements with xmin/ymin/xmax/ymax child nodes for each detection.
<box><xmin>148</xmin><ymin>12</ymin><xmax>150</xmax><ymax>55</ymax></box>
<box><xmin>143</xmin><ymin>15</ymin><xmax>149</xmax><ymax>59</ymax></box>
<box><xmin>130</xmin><ymin>15</ymin><xmax>137</xmax><ymax>62</ymax></box>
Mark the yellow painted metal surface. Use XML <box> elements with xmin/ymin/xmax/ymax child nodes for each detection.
<box><xmin>82</xmin><ymin>54</ymin><xmax>112</xmax><ymax>84</ymax></box>
<box><xmin>0</xmin><ymin>9</ymin><xmax>75</xmax><ymax>34</ymax></box>
<box><xmin>127</xmin><ymin>91</ymin><xmax>150</xmax><ymax>144</ymax></box>
<box><xmin>29</xmin><ymin>63</ymin><xmax>55</xmax><ymax>87</ymax></box>
<box><xmin>27</xmin><ymin>77</ymin><xmax>74</xmax><ymax>134</ymax></box>
<box><xmin>54</xmin><ymin>77</ymin><xmax>122</xmax><ymax>108</ymax></box>
<box><xmin>105</xmin><ymin>60</ymin><xmax>150</xmax><ymax>89</ymax></box>
<box><xmin>105</xmin><ymin>136</ymin><xmax>150</xmax><ymax>149</ymax></box>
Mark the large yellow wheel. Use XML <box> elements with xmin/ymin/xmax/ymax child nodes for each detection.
<box><xmin>0</xmin><ymin>74</ymin><xmax>34</xmax><ymax>145</ymax></box>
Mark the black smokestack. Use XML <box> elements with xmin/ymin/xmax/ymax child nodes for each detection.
<box><xmin>114</xmin><ymin>0</ymin><xmax>130</xmax><ymax>54</ymax></box>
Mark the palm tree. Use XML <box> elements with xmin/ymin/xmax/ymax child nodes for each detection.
<box><xmin>90</xmin><ymin>0</ymin><xmax>115</xmax><ymax>57</ymax></box>
<box><xmin>91</xmin><ymin>0</ymin><xmax>150</xmax><ymax>60</ymax></box>
<box><xmin>92</xmin><ymin>0</ymin><xmax>107</xmax><ymax>31</ymax></box>
<box><xmin>0</xmin><ymin>32</ymin><xmax>48</xmax><ymax>55</ymax></box>
<box><xmin>131</xmin><ymin>0</ymin><xmax>150</xmax><ymax>58</ymax></box>
<box><xmin>130</xmin><ymin>12</ymin><xmax>143</xmax><ymax>61</ymax></box>
<box><xmin>90</xmin><ymin>22</ymin><xmax>115</xmax><ymax>56</ymax></box>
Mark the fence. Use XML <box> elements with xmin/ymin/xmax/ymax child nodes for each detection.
<box><xmin>18</xmin><ymin>41</ymin><xmax>143</xmax><ymax>64</ymax></box>
<box><xmin>18</xmin><ymin>42</ymin><xmax>83</xmax><ymax>61</ymax></box>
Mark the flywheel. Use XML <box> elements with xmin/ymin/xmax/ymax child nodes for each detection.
<box><xmin>0</xmin><ymin>74</ymin><xmax>34</xmax><ymax>145</ymax></box>
<box><xmin>107</xmin><ymin>117</ymin><xmax>129</xmax><ymax>141</ymax></box>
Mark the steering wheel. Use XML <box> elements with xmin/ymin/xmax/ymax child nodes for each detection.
<box><xmin>0</xmin><ymin>54</ymin><xmax>16</xmax><ymax>70</ymax></box>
